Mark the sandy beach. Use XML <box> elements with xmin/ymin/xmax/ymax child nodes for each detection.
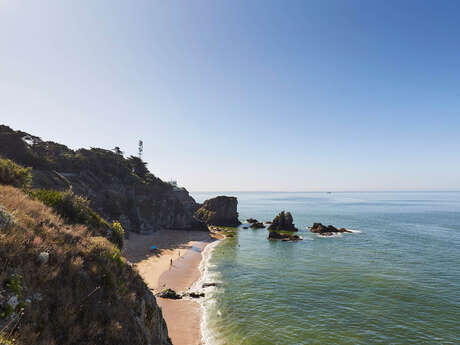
<box><xmin>122</xmin><ymin>229</ymin><xmax>220</xmax><ymax>345</ymax></box>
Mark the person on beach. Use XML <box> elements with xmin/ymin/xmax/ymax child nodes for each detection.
<box><xmin>170</xmin><ymin>258</ymin><xmax>172</xmax><ymax>267</ymax></box>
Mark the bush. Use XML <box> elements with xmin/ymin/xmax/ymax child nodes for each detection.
<box><xmin>28</xmin><ymin>188</ymin><xmax>108</xmax><ymax>229</ymax></box>
<box><xmin>110</xmin><ymin>221</ymin><xmax>125</xmax><ymax>249</ymax></box>
<box><xmin>0</xmin><ymin>157</ymin><xmax>32</xmax><ymax>189</ymax></box>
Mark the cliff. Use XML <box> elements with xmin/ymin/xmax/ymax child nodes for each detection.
<box><xmin>0</xmin><ymin>125</ymin><xmax>206</xmax><ymax>233</ymax></box>
<box><xmin>195</xmin><ymin>196</ymin><xmax>241</xmax><ymax>226</ymax></box>
<box><xmin>0</xmin><ymin>184</ymin><xmax>171</xmax><ymax>345</ymax></box>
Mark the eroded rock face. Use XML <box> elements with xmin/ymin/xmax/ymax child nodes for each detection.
<box><xmin>268</xmin><ymin>211</ymin><xmax>298</xmax><ymax>232</ymax></box>
<box><xmin>309</xmin><ymin>223</ymin><xmax>352</xmax><ymax>236</ymax></box>
<box><xmin>0</xmin><ymin>125</ymin><xmax>207</xmax><ymax>233</ymax></box>
<box><xmin>195</xmin><ymin>196</ymin><xmax>241</xmax><ymax>227</ymax></box>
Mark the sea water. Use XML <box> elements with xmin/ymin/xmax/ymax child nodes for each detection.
<box><xmin>191</xmin><ymin>192</ymin><xmax>460</xmax><ymax>345</ymax></box>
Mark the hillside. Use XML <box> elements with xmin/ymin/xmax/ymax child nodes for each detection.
<box><xmin>0</xmin><ymin>125</ymin><xmax>206</xmax><ymax>233</ymax></box>
<box><xmin>0</xmin><ymin>181</ymin><xmax>171</xmax><ymax>344</ymax></box>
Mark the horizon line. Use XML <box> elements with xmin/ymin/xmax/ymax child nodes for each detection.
<box><xmin>189</xmin><ymin>190</ymin><xmax>460</xmax><ymax>193</ymax></box>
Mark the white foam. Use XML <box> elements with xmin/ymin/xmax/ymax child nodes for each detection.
<box><xmin>313</xmin><ymin>228</ymin><xmax>361</xmax><ymax>238</ymax></box>
<box><xmin>189</xmin><ymin>239</ymin><xmax>223</xmax><ymax>345</ymax></box>
<box><xmin>347</xmin><ymin>229</ymin><xmax>361</xmax><ymax>233</ymax></box>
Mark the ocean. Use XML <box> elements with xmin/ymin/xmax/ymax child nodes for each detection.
<box><xmin>191</xmin><ymin>192</ymin><xmax>460</xmax><ymax>345</ymax></box>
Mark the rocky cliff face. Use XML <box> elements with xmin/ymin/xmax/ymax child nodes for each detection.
<box><xmin>0</xmin><ymin>125</ymin><xmax>206</xmax><ymax>233</ymax></box>
<box><xmin>195</xmin><ymin>196</ymin><xmax>241</xmax><ymax>226</ymax></box>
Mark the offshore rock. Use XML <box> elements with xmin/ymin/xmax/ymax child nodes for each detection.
<box><xmin>250</xmin><ymin>222</ymin><xmax>265</xmax><ymax>229</ymax></box>
<box><xmin>309</xmin><ymin>223</ymin><xmax>352</xmax><ymax>236</ymax></box>
<box><xmin>195</xmin><ymin>196</ymin><xmax>241</xmax><ymax>227</ymax></box>
<box><xmin>268</xmin><ymin>211</ymin><xmax>298</xmax><ymax>232</ymax></box>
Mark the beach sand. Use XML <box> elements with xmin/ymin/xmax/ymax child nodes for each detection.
<box><xmin>122</xmin><ymin>230</ymin><xmax>220</xmax><ymax>345</ymax></box>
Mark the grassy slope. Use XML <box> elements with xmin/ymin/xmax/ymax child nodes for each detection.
<box><xmin>0</xmin><ymin>185</ymin><xmax>170</xmax><ymax>345</ymax></box>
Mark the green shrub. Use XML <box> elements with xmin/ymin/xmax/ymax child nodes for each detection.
<box><xmin>0</xmin><ymin>157</ymin><xmax>32</xmax><ymax>189</ymax></box>
<box><xmin>28</xmin><ymin>188</ymin><xmax>108</xmax><ymax>229</ymax></box>
<box><xmin>110</xmin><ymin>221</ymin><xmax>125</xmax><ymax>249</ymax></box>
<box><xmin>6</xmin><ymin>274</ymin><xmax>22</xmax><ymax>296</ymax></box>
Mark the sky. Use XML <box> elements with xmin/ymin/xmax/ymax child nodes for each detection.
<box><xmin>1</xmin><ymin>0</ymin><xmax>459</xmax><ymax>192</ymax></box>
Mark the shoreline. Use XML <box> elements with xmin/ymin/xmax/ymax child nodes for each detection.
<box><xmin>122</xmin><ymin>229</ymin><xmax>222</xmax><ymax>345</ymax></box>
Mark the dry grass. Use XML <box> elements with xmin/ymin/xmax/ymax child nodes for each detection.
<box><xmin>0</xmin><ymin>185</ymin><xmax>170</xmax><ymax>345</ymax></box>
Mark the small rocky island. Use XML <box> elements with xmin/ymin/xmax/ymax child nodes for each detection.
<box><xmin>246</xmin><ymin>218</ymin><xmax>265</xmax><ymax>229</ymax></box>
<box><xmin>267</xmin><ymin>211</ymin><xmax>302</xmax><ymax>241</ymax></box>
<box><xmin>195</xmin><ymin>196</ymin><xmax>241</xmax><ymax>227</ymax></box>
<box><xmin>268</xmin><ymin>211</ymin><xmax>298</xmax><ymax>232</ymax></box>
<box><xmin>309</xmin><ymin>223</ymin><xmax>352</xmax><ymax>236</ymax></box>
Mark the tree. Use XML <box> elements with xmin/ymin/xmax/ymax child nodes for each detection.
<box><xmin>113</xmin><ymin>147</ymin><xmax>124</xmax><ymax>156</ymax></box>
<box><xmin>138</xmin><ymin>140</ymin><xmax>143</xmax><ymax>159</ymax></box>
<box><xmin>127</xmin><ymin>156</ymin><xmax>149</xmax><ymax>179</ymax></box>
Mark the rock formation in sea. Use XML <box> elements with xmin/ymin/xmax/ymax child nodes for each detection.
<box><xmin>250</xmin><ymin>221</ymin><xmax>265</xmax><ymax>229</ymax></box>
<box><xmin>245</xmin><ymin>218</ymin><xmax>264</xmax><ymax>228</ymax></box>
<box><xmin>309</xmin><ymin>222</ymin><xmax>352</xmax><ymax>236</ymax></box>
<box><xmin>194</xmin><ymin>196</ymin><xmax>241</xmax><ymax>226</ymax></box>
<box><xmin>268</xmin><ymin>211</ymin><xmax>298</xmax><ymax>231</ymax></box>
<box><xmin>267</xmin><ymin>231</ymin><xmax>302</xmax><ymax>241</ymax></box>
<box><xmin>0</xmin><ymin>125</ymin><xmax>207</xmax><ymax>233</ymax></box>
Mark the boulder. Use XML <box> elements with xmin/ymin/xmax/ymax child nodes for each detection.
<box><xmin>246</xmin><ymin>218</ymin><xmax>258</xmax><ymax>224</ymax></box>
<box><xmin>157</xmin><ymin>289</ymin><xmax>182</xmax><ymax>300</ymax></box>
<box><xmin>195</xmin><ymin>196</ymin><xmax>241</xmax><ymax>226</ymax></box>
<box><xmin>202</xmin><ymin>283</ymin><xmax>217</xmax><ymax>288</ymax></box>
<box><xmin>268</xmin><ymin>211</ymin><xmax>298</xmax><ymax>232</ymax></box>
<box><xmin>309</xmin><ymin>223</ymin><xmax>352</xmax><ymax>236</ymax></box>
<box><xmin>38</xmin><ymin>251</ymin><xmax>49</xmax><ymax>264</ymax></box>
<box><xmin>250</xmin><ymin>222</ymin><xmax>265</xmax><ymax>229</ymax></box>
<box><xmin>7</xmin><ymin>295</ymin><xmax>19</xmax><ymax>310</ymax></box>
<box><xmin>184</xmin><ymin>292</ymin><xmax>205</xmax><ymax>298</ymax></box>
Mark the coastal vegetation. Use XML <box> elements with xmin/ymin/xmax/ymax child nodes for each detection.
<box><xmin>0</xmin><ymin>156</ymin><xmax>32</xmax><ymax>189</ymax></box>
<box><xmin>209</xmin><ymin>225</ymin><xmax>238</xmax><ymax>238</ymax></box>
<box><xmin>0</xmin><ymin>184</ymin><xmax>171</xmax><ymax>344</ymax></box>
<box><xmin>0</xmin><ymin>125</ymin><xmax>207</xmax><ymax>233</ymax></box>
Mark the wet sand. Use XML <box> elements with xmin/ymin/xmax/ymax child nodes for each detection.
<box><xmin>122</xmin><ymin>230</ymin><xmax>219</xmax><ymax>345</ymax></box>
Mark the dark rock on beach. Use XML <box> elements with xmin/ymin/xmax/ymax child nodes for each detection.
<box><xmin>157</xmin><ymin>289</ymin><xmax>182</xmax><ymax>299</ymax></box>
<box><xmin>202</xmin><ymin>283</ymin><xmax>217</xmax><ymax>288</ymax></box>
<box><xmin>184</xmin><ymin>292</ymin><xmax>205</xmax><ymax>298</ymax></box>
<box><xmin>268</xmin><ymin>211</ymin><xmax>298</xmax><ymax>232</ymax></box>
<box><xmin>309</xmin><ymin>223</ymin><xmax>352</xmax><ymax>236</ymax></box>
<box><xmin>195</xmin><ymin>196</ymin><xmax>241</xmax><ymax>227</ymax></box>
<box><xmin>246</xmin><ymin>218</ymin><xmax>258</xmax><ymax>224</ymax></box>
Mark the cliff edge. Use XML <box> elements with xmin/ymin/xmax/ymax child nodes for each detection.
<box><xmin>0</xmin><ymin>125</ymin><xmax>206</xmax><ymax>233</ymax></box>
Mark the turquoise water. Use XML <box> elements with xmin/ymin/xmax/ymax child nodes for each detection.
<box><xmin>191</xmin><ymin>192</ymin><xmax>460</xmax><ymax>345</ymax></box>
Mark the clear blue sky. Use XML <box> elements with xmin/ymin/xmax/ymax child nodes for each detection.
<box><xmin>1</xmin><ymin>0</ymin><xmax>459</xmax><ymax>191</ymax></box>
